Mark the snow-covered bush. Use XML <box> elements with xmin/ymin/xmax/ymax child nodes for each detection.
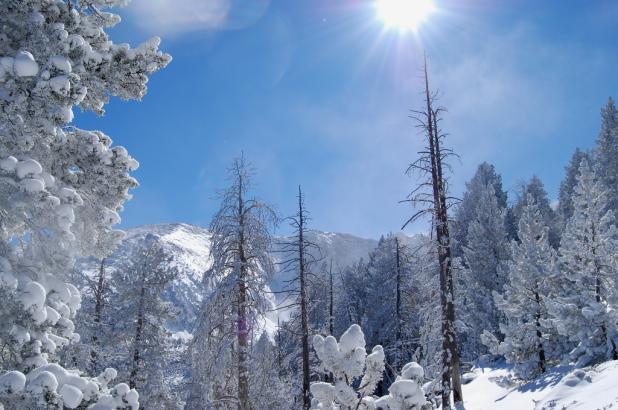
<box><xmin>0</xmin><ymin>0</ymin><xmax>170</xmax><ymax>408</ymax></box>
<box><xmin>310</xmin><ymin>324</ymin><xmax>430</xmax><ymax>410</ymax></box>
<box><xmin>0</xmin><ymin>366</ymin><xmax>138</xmax><ymax>409</ymax></box>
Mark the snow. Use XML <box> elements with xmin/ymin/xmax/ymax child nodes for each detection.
<box><xmin>21</xmin><ymin>281</ymin><xmax>46</xmax><ymax>311</ymax></box>
<box><xmin>59</xmin><ymin>383</ymin><xmax>82</xmax><ymax>409</ymax></box>
<box><xmin>0</xmin><ymin>372</ymin><xmax>26</xmax><ymax>395</ymax></box>
<box><xmin>13</xmin><ymin>51</ymin><xmax>39</xmax><ymax>77</ymax></box>
<box><xmin>16</xmin><ymin>158</ymin><xmax>43</xmax><ymax>178</ymax></box>
<box><xmin>0</xmin><ymin>156</ymin><xmax>18</xmax><ymax>172</ymax></box>
<box><xmin>21</xmin><ymin>178</ymin><xmax>45</xmax><ymax>193</ymax></box>
<box><xmin>49</xmin><ymin>75</ymin><xmax>70</xmax><ymax>94</ymax></box>
<box><xmin>50</xmin><ymin>55</ymin><xmax>72</xmax><ymax>73</ymax></box>
<box><xmin>458</xmin><ymin>360</ymin><xmax>618</xmax><ymax>409</ymax></box>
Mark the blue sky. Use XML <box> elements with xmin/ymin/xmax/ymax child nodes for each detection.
<box><xmin>77</xmin><ymin>0</ymin><xmax>618</xmax><ymax>238</ymax></box>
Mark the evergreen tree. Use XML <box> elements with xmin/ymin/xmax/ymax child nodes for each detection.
<box><xmin>557</xmin><ymin>148</ymin><xmax>591</xmax><ymax>232</ymax></box>
<box><xmin>110</xmin><ymin>234</ymin><xmax>180</xmax><ymax>409</ymax></box>
<box><xmin>453</xmin><ymin>162</ymin><xmax>509</xmax><ymax>257</ymax></box>
<box><xmin>512</xmin><ymin>176</ymin><xmax>560</xmax><ymax>248</ymax></box>
<box><xmin>594</xmin><ymin>97</ymin><xmax>618</xmax><ymax>212</ymax></box>
<box><xmin>548</xmin><ymin>160</ymin><xmax>618</xmax><ymax>366</ymax></box>
<box><xmin>457</xmin><ymin>183</ymin><xmax>510</xmax><ymax>360</ymax></box>
<box><xmin>363</xmin><ymin>234</ymin><xmax>418</xmax><ymax>386</ymax></box>
<box><xmin>0</xmin><ymin>0</ymin><xmax>169</xmax><ymax>408</ymax></box>
<box><xmin>482</xmin><ymin>196</ymin><xmax>561</xmax><ymax>379</ymax></box>
<box><xmin>249</xmin><ymin>333</ymin><xmax>295</xmax><ymax>410</ymax></box>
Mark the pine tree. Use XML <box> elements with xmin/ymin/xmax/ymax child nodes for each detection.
<box><xmin>453</xmin><ymin>162</ymin><xmax>509</xmax><ymax>257</ymax></box>
<box><xmin>0</xmin><ymin>0</ymin><xmax>169</xmax><ymax>408</ymax></box>
<box><xmin>362</xmin><ymin>234</ymin><xmax>418</xmax><ymax>387</ymax></box>
<box><xmin>187</xmin><ymin>155</ymin><xmax>276</xmax><ymax>410</ymax></box>
<box><xmin>557</xmin><ymin>148</ymin><xmax>591</xmax><ymax>231</ymax></box>
<box><xmin>512</xmin><ymin>176</ymin><xmax>560</xmax><ymax>248</ymax></box>
<box><xmin>548</xmin><ymin>159</ymin><xmax>618</xmax><ymax>366</ymax></box>
<box><xmin>457</xmin><ymin>183</ymin><xmax>510</xmax><ymax>360</ymax></box>
<box><xmin>594</xmin><ymin>97</ymin><xmax>618</xmax><ymax>212</ymax></box>
<box><xmin>113</xmin><ymin>235</ymin><xmax>178</xmax><ymax>400</ymax></box>
<box><xmin>249</xmin><ymin>333</ymin><xmax>295</xmax><ymax>409</ymax></box>
<box><xmin>482</xmin><ymin>196</ymin><xmax>561</xmax><ymax>379</ymax></box>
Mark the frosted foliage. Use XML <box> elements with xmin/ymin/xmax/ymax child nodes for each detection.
<box><xmin>458</xmin><ymin>183</ymin><xmax>510</xmax><ymax>360</ymax></box>
<box><xmin>547</xmin><ymin>160</ymin><xmax>618</xmax><ymax>366</ymax></box>
<box><xmin>0</xmin><ymin>0</ymin><xmax>170</xmax><ymax>408</ymax></box>
<box><xmin>483</xmin><ymin>197</ymin><xmax>564</xmax><ymax>379</ymax></box>
<box><xmin>311</xmin><ymin>325</ymin><xmax>429</xmax><ymax>410</ymax></box>
<box><xmin>0</xmin><ymin>365</ymin><xmax>139</xmax><ymax>409</ymax></box>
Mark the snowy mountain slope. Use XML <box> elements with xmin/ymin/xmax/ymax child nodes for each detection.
<box><xmin>120</xmin><ymin>223</ymin><xmax>212</xmax><ymax>332</ymax></box>
<box><xmin>78</xmin><ymin>223</ymin><xmax>400</xmax><ymax>334</ymax></box>
<box><xmin>459</xmin><ymin>360</ymin><xmax>618</xmax><ymax>409</ymax></box>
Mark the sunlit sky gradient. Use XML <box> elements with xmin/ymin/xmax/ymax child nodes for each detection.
<box><xmin>76</xmin><ymin>0</ymin><xmax>618</xmax><ymax>238</ymax></box>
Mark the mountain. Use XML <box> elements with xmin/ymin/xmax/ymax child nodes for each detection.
<box><xmin>76</xmin><ymin>223</ymin><xmax>418</xmax><ymax>336</ymax></box>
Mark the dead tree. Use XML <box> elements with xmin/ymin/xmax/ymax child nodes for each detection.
<box><xmin>208</xmin><ymin>155</ymin><xmax>277</xmax><ymax>410</ymax></box>
<box><xmin>277</xmin><ymin>186</ymin><xmax>321</xmax><ymax>409</ymax></box>
<box><xmin>402</xmin><ymin>54</ymin><xmax>463</xmax><ymax>409</ymax></box>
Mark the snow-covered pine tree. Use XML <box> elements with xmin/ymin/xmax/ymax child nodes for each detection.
<box><xmin>363</xmin><ymin>234</ymin><xmax>419</xmax><ymax>388</ymax></box>
<box><xmin>594</xmin><ymin>97</ymin><xmax>618</xmax><ymax>212</ymax></box>
<box><xmin>108</xmin><ymin>234</ymin><xmax>180</xmax><ymax>409</ymax></box>
<box><xmin>511</xmin><ymin>176</ymin><xmax>560</xmax><ymax>248</ymax></box>
<box><xmin>547</xmin><ymin>159</ymin><xmax>618</xmax><ymax>366</ymax></box>
<box><xmin>414</xmin><ymin>242</ymin><xmax>442</xmax><ymax>382</ymax></box>
<box><xmin>482</xmin><ymin>195</ymin><xmax>561</xmax><ymax>379</ymax></box>
<box><xmin>557</xmin><ymin>148</ymin><xmax>590</xmax><ymax>232</ymax></box>
<box><xmin>0</xmin><ymin>0</ymin><xmax>170</xmax><ymax>408</ymax></box>
<box><xmin>187</xmin><ymin>155</ymin><xmax>277</xmax><ymax>410</ymax></box>
<box><xmin>249</xmin><ymin>332</ymin><xmax>295</xmax><ymax>409</ymax></box>
<box><xmin>452</xmin><ymin>162</ymin><xmax>509</xmax><ymax>258</ymax></box>
<box><xmin>335</xmin><ymin>259</ymin><xmax>370</xmax><ymax>335</ymax></box>
<box><xmin>457</xmin><ymin>183</ymin><xmax>510</xmax><ymax>361</ymax></box>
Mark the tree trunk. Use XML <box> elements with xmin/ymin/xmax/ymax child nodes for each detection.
<box><xmin>422</xmin><ymin>55</ymin><xmax>463</xmax><ymax>408</ymax></box>
<box><xmin>534</xmin><ymin>290</ymin><xmax>546</xmax><ymax>374</ymax></box>
<box><xmin>298</xmin><ymin>186</ymin><xmax>311</xmax><ymax>410</ymax></box>
<box><xmin>129</xmin><ymin>284</ymin><xmax>145</xmax><ymax>389</ymax></box>
<box><xmin>237</xmin><ymin>175</ymin><xmax>250</xmax><ymax>410</ymax></box>
<box><xmin>329</xmin><ymin>259</ymin><xmax>334</xmax><ymax>336</ymax></box>
<box><xmin>395</xmin><ymin>237</ymin><xmax>402</xmax><ymax>370</ymax></box>
<box><xmin>90</xmin><ymin>258</ymin><xmax>106</xmax><ymax>373</ymax></box>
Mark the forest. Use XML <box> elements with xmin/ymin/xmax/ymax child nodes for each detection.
<box><xmin>1</xmin><ymin>1</ymin><xmax>618</xmax><ymax>410</ymax></box>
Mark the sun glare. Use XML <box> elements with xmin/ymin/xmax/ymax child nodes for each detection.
<box><xmin>376</xmin><ymin>0</ymin><xmax>436</xmax><ymax>32</ymax></box>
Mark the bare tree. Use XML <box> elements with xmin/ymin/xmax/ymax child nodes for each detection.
<box><xmin>277</xmin><ymin>186</ymin><xmax>321</xmax><ymax>409</ymax></box>
<box><xmin>402</xmin><ymin>54</ymin><xmax>463</xmax><ymax>408</ymax></box>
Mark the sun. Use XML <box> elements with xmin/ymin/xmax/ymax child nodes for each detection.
<box><xmin>376</xmin><ymin>0</ymin><xmax>436</xmax><ymax>32</ymax></box>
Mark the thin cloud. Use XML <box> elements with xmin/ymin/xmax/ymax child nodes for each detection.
<box><xmin>128</xmin><ymin>0</ymin><xmax>271</xmax><ymax>36</ymax></box>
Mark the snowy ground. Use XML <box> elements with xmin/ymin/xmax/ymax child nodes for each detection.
<box><xmin>459</xmin><ymin>360</ymin><xmax>618</xmax><ymax>409</ymax></box>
